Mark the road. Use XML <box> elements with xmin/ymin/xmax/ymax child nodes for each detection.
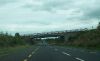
<box><xmin>0</xmin><ymin>43</ymin><xmax>100</xmax><ymax>61</ymax></box>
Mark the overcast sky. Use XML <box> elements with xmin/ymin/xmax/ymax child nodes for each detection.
<box><xmin>0</xmin><ymin>0</ymin><xmax>100</xmax><ymax>34</ymax></box>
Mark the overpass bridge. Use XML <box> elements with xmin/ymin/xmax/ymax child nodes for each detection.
<box><xmin>33</xmin><ymin>32</ymin><xmax>64</xmax><ymax>38</ymax></box>
<box><xmin>31</xmin><ymin>31</ymin><xmax>79</xmax><ymax>42</ymax></box>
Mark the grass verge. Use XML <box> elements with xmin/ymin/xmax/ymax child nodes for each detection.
<box><xmin>0</xmin><ymin>45</ymin><xmax>31</xmax><ymax>57</ymax></box>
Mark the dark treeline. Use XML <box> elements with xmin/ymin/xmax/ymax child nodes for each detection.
<box><xmin>0</xmin><ymin>32</ymin><xmax>34</xmax><ymax>47</ymax></box>
<box><xmin>63</xmin><ymin>22</ymin><xmax>100</xmax><ymax>49</ymax></box>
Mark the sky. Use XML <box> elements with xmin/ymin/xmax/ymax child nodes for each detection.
<box><xmin>0</xmin><ymin>0</ymin><xmax>100</xmax><ymax>34</ymax></box>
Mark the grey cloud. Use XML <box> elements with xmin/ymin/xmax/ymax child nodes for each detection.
<box><xmin>22</xmin><ymin>0</ymin><xmax>74</xmax><ymax>12</ymax></box>
<box><xmin>77</xmin><ymin>0</ymin><xmax>100</xmax><ymax>20</ymax></box>
<box><xmin>86</xmin><ymin>8</ymin><xmax>100</xmax><ymax>19</ymax></box>
<box><xmin>0</xmin><ymin>0</ymin><xmax>100</xmax><ymax>34</ymax></box>
<box><xmin>0</xmin><ymin>0</ymin><xmax>16</xmax><ymax>6</ymax></box>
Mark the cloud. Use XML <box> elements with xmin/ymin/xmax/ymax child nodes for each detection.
<box><xmin>0</xmin><ymin>0</ymin><xmax>100</xmax><ymax>34</ymax></box>
<box><xmin>0</xmin><ymin>0</ymin><xmax>17</xmax><ymax>6</ymax></box>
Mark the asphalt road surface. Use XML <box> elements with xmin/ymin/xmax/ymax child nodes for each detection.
<box><xmin>0</xmin><ymin>44</ymin><xmax>100</xmax><ymax>61</ymax></box>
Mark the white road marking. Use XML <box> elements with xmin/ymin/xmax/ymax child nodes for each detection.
<box><xmin>54</xmin><ymin>49</ymin><xmax>58</xmax><ymax>51</ymax></box>
<box><xmin>62</xmin><ymin>52</ymin><xmax>71</xmax><ymax>56</ymax></box>
<box><xmin>75</xmin><ymin>58</ymin><xmax>85</xmax><ymax>61</ymax></box>
<box><xmin>90</xmin><ymin>52</ymin><xmax>97</xmax><ymax>54</ymax></box>
<box><xmin>28</xmin><ymin>54</ymin><xmax>32</xmax><ymax>58</ymax></box>
<box><xmin>35</xmin><ymin>48</ymin><xmax>39</xmax><ymax>51</ymax></box>
<box><xmin>24</xmin><ymin>59</ymin><xmax>28</xmax><ymax>61</ymax></box>
<box><xmin>23</xmin><ymin>47</ymin><xmax>40</xmax><ymax>61</ymax></box>
<box><xmin>32</xmin><ymin>52</ymin><xmax>35</xmax><ymax>54</ymax></box>
<box><xmin>81</xmin><ymin>50</ymin><xmax>85</xmax><ymax>52</ymax></box>
<box><xmin>31</xmin><ymin>47</ymin><xmax>39</xmax><ymax>55</ymax></box>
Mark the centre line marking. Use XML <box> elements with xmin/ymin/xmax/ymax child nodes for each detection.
<box><xmin>24</xmin><ymin>59</ymin><xmax>28</xmax><ymax>61</ymax></box>
<box><xmin>23</xmin><ymin>47</ymin><xmax>40</xmax><ymax>61</ymax></box>
<box><xmin>35</xmin><ymin>48</ymin><xmax>39</xmax><ymax>52</ymax></box>
<box><xmin>90</xmin><ymin>52</ymin><xmax>96</xmax><ymax>53</ymax></box>
<box><xmin>62</xmin><ymin>52</ymin><xmax>71</xmax><ymax>56</ymax></box>
<box><xmin>32</xmin><ymin>52</ymin><xmax>35</xmax><ymax>54</ymax></box>
<box><xmin>75</xmin><ymin>58</ymin><xmax>85</xmax><ymax>61</ymax></box>
<box><xmin>55</xmin><ymin>49</ymin><xmax>58</xmax><ymax>51</ymax></box>
<box><xmin>28</xmin><ymin>54</ymin><xmax>32</xmax><ymax>58</ymax></box>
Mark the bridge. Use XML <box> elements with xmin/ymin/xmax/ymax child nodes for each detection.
<box><xmin>31</xmin><ymin>30</ymin><xmax>80</xmax><ymax>42</ymax></box>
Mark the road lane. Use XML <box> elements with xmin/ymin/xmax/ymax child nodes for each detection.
<box><xmin>53</xmin><ymin>46</ymin><xmax>100</xmax><ymax>61</ymax></box>
<box><xmin>29</xmin><ymin>46</ymin><xmax>78</xmax><ymax>61</ymax></box>
<box><xmin>0</xmin><ymin>45</ymin><xmax>100</xmax><ymax>61</ymax></box>
<box><xmin>0</xmin><ymin>46</ymin><xmax>38</xmax><ymax>61</ymax></box>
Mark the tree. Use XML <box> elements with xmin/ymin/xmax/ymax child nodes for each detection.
<box><xmin>15</xmin><ymin>33</ymin><xmax>20</xmax><ymax>37</ymax></box>
<box><xmin>97</xmin><ymin>22</ymin><xmax>100</xmax><ymax>30</ymax></box>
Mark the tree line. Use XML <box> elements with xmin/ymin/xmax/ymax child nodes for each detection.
<box><xmin>63</xmin><ymin>22</ymin><xmax>100</xmax><ymax>49</ymax></box>
<box><xmin>0</xmin><ymin>32</ymin><xmax>34</xmax><ymax>47</ymax></box>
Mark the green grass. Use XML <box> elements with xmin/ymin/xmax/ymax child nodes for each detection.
<box><xmin>0</xmin><ymin>45</ymin><xmax>31</xmax><ymax>57</ymax></box>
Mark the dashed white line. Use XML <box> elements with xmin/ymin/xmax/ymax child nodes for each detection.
<box><xmin>54</xmin><ymin>49</ymin><xmax>58</xmax><ymax>51</ymax></box>
<box><xmin>75</xmin><ymin>58</ymin><xmax>85</xmax><ymax>61</ymax></box>
<box><xmin>35</xmin><ymin>48</ymin><xmax>39</xmax><ymax>51</ymax></box>
<box><xmin>90</xmin><ymin>52</ymin><xmax>97</xmax><ymax>54</ymax></box>
<box><xmin>62</xmin><ymin>52</ymin><xmax>71</xmax><ymax>56</ymax></box>
<box><xmin>23</xmin><ymin>47</ymin><xmax>40</xmax><ymax>61</ymax></box>
<box><xmin>24</xmin><ymin>59</ymin><xmax>28</xmax><ymax>61</ymax></box>
<box><xmin>32</xmin><ymin>52</ymin><xmax>35</xmax><ymax>54</ymax></box>
<box><xmin>28</xmin><ymin>54</ymin><xmax>32</xmax><ymax>58</ymax></box>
